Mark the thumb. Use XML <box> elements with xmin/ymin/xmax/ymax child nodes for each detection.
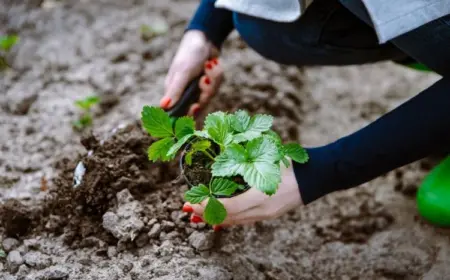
<box><xmin>161</xmin><ymin>71</ymin><xmax>192</xmax><ymax>109</ymax></box>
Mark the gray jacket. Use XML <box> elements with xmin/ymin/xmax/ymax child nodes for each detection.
<box><xmin>215</xmin><ymin>0</ymin><xmax>450</xmax><ymax>43</ymax></box>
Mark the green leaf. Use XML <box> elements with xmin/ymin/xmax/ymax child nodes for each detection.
<box><xmin>0</xmin><ymin>249</ymin><xmax>6</xmax><ymax>258</ymax></box>
<box><xmin>282</xmin><ymin>157</ymin><xmax>291</xmax><ymax>168</ymax></box>
<box><xmin>72</xmin><ymin>114</ymin><xmax>93</xmax><ymax>130</ymax></box>
<box><xmin>175</xmin><ymin>117</ymin><xmax>195</xmax><ymax>139</ymax></box>
<box><xmin>184</xmin><ymin>184</ymin><xmax>210</xmax><ymax>204</ymax></box>
<box><xmin>75</xmin><ymin>96</ymin><xmax>100</xmax><ymax>110</ymax></box>
<box><xmin>231</xmin><ymin>110</ymin><xmax>251</xmax><ymax>132</ymax></box>
<box><xmin>246</xmin><ymin>137</ymin><xmax>280</xmax><ymax>163</ymax></box>
<box><xmin>204</xmin><ymin>197</ymin><xmax>227</xmax><ymax>225</ymax></box>
<box><xmin>185</xmin><ymin>151</ymin><xmax>193</xmax><ymax>165</ymax></box>
<box><xmin>191</xmin><ymin>140</ymin><xmax>211</xmax><ymax>151</ymax></box>
<box><xmin>210</xmin><ymin>178</ymin><xmax>240</xmax><ymax>196</ymax></box>
<box><xmin>0</xmin><ymin>35</ymin><xmax>19</xmax><ymax>52</ymax></box>
<box><xmin>233</xmin><ymin>114</ymin><xmax>274</xmax><ymax>143</ymax></box>
<box><xmin>283</xmin><ymin>143</ymin><xmax>309</xmax><ymax>163</ymax></box>
<box><xmin>167</xmin><ymin>134</ymin><xmax>193</xmax><ymax>157</ymax></box>
<box><xmin>194</xmin><ymin>130</ymin><xmax>210</xmax><ymax>138</ymax></box>
<box><xmin>148</xmin><ymin>137</ymin><xmax>175</xmax><ymax>162</ymax></box>
<box><xmin>212</xmin><ymin>137</ymin><xmax>281</xmax><ymax>195</ymax></box>
<box><xmin>242</xmin><ymin>162</ymin><xmax>280</xmax><ymax>195</ymax></box>
<box><xmin>265</xmin><ymin>130</ymin><xmax>282</xmax><ymax>146</ymax></box>
<box><xmin>141</xmin><ymin>106</ymin><xmax>174</xmax><ymax>138</ymax></box>
<box><xmin>204</xmin><ymin>112</ymin><xmax>232</xmax><ymax>146</ymax></box>
<box><xmin>211</xmin><ymin>144</ymin><xmax>247</xmax><ymax>177</ymax></box>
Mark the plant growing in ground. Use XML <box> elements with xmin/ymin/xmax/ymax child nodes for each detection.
<box><xmin>0</xmin><ymin>249</ymin><xmax>5</xmax><ymax>258</ymax></box>
<box><xmin>72</xmin><ymin>95</ymin><xmax>100</xmax><ymax>131</ymax></box>
<box><xmin>140</xmin><ymin>21</ymin><xmax>169</xmax><ymax>41</ymax></box>
<box><xmin>0</xmin><ymin>34</ymin><xmax>19</xmax><ymax>71</ymax></box>
<box><xmin>141</xmin><ymin>106</ymin><xmax>309</xmax><ymax>225</ymax></box>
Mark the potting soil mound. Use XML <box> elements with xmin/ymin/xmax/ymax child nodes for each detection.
<box><xmin>1</xmin><ymin>0</ymin><xmax>450</xmax><ymax>279</ymax></box>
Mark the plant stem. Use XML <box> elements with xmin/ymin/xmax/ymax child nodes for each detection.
<box><xmin>207</xmin><ymin>147</ymin><xmax>217</xmax><ymax>157</ymax></box>
<box><xmin>202</xmin><ymin>150</ymin><xmax>215</xmax><ymax>161</ymax></box>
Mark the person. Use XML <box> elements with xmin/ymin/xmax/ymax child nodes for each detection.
<box><xmin>161</xmin><ymin>0</ymin><xmax>450</xmax><ymax>230</ymax></box>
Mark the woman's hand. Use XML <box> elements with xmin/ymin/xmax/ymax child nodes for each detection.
<box><xmin>161</xmin><ymin>30</ymin><xmax>224</xmax><ymax>116</ymax></box>
<box><xmin>182</xmin><ymin>161</ymin><xmax>303</xmax><ymax>230</ymax></box>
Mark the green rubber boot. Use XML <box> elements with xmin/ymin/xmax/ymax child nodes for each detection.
<box><xmin>417</xmin><ymin>156</ymin><xmax>450</xmax><ymax>227</ymax></box>
<box><xmin>404</xmin><ymin>63</ymin><xmax>433</xmax><ymax>73</ymax></box>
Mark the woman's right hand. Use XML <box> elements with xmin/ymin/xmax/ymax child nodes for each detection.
<box><xmin>161</xmin><ymin>30</ymin><xmax>224</xmax><ymax>117</ymax></box>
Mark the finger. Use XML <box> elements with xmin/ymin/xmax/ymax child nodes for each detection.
<box><xmin>198</xmin><ymin>75</ymin><xmax>214</xmax><ymax>106</ymax></box>
<box><xmin>185</xmin><ymin>198</ymin><xmax>208</xmax><ymax>217</ymax></box>
<box><xmin>162</xmin><ymin>71</ymin><xmax>191</xmax><ymax>109</ymax></box>
<box><xmin>187</xmin><ymin>103</ymin><xmax>201</xmax><ymax>117</ymax></box>
<box><xmin>221</xmin><ymin>205</ymin><xmax>270</xmax><ymax>226</ymax></box>
<box><xmin>204</xmin><ymin>58</ymin><xmax>223</xmax><ymax>92</ymax></box>
<box><xmin>199</xmin><ymin>75</ymin><xmax>213</xmax><ymax>95</ymax></box>
<box><xmin>199</xmin><ymin>91</ymin><xmax>214</xmax><ymax>107</ymax></box>
<box><xmin>187</xmin><ymin>187</ymin><xmax>268</xmax><ymax>219</ymax></box>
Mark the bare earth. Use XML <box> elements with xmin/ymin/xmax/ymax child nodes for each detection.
<box><xmin>1</xmin><ymin>1</ymin><xmax>450</xmax><ymax>279</ymax></box>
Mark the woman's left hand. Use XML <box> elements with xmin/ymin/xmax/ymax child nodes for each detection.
<box><xmin>181</xmin><ymin>161</ymin><xmax>303</xmax><ymax>230</ymax></box>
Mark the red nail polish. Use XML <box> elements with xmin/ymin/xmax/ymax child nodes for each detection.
<box><xmin>212</xmin><ymin>58</ymin><xmax>218</xmax><ymax>65</ymax></box>
<box><xmin>193</xmin><ymin>106</ymin><xmax>201</xmax><ymax>117</ymax></box>
<box><xmin>182</xmin><ymin>205</ymin><xmax>193</xmax><ymax>213</ymax></box>
<box><xmin>160</xmin><ymin>96</ymin><xmax>171</xmax><ymax>109</ymax></box>
<box><xmin>204</xmin><ymin>77</ymin><xmax>210</xmax><ymax>85</ymax></box>
<box><xmin>213</xmin><ymin>225</ymin><xmax>222</xmax><ymax>232</ymax></box>
<box><xmin>206</xmin><ymin>62</ymin><xmax>212</xmax><ymax>70</ymax></box>
<box><xmin>191</xmin><ymin>215</ymin><xmax>203</xmax><ymax>223</ymax></box>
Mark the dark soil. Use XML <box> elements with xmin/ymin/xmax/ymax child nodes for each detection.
<box><xmin>182</xmin><ymin>147</ymin><xmax>251</xmax><ymax>198</ymax></box>
<box><xmin>182</xmin><ymin>149</ymin><xmax>214</xmax><ymax>187</ymax></box>
<box><xmin>0</xmin><ymin>199</ymin><xmax>38</xmax><ymax>238</ymax></box>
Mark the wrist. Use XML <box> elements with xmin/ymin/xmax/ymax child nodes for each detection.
<box><xmin>184</xmin><ymin>30</ymin><xmax>220</xmax><ymax>58</ymax></box>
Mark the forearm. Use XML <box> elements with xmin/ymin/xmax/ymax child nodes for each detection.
<box><xmin>294</xmin><ymin>77</ymin><xmax>450</xmax><ymax>204</ymax></box>
<box><xmin>186</xmin><ymin>0</ymin><xmax>234</xmax><ymax>49</ymax></box>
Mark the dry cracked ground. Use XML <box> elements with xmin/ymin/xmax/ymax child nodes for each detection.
<box><xmin>1</xmin><ymin>0</ymin><xmax>450</xmax><ymax>279</ymax></box>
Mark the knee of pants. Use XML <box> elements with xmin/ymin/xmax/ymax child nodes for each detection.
<box><xmin>232</xmin><ymin>13</ymin><xmax>309</xmax><ymax>65</ymax></box>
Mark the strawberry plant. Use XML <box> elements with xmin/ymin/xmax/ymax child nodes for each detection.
<box><xmin>72</xmin><ymin>95</ymin><xmax>100</xmax><ymax>131</ymax></box>
<box><xmin>141</xmin><ymin>106</ymin><xmax>308</xmax><ymax>225</ymax></box>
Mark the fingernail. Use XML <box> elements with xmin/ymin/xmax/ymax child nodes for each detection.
<box><xmin>213</xmin><ymin>225</ymin><xmax>222</xmax><ymax>232</ymax></box>
<box><xmin>191</xmin><ymin>215</ymin><xmax>203</xmax><ymax>223</ymax></box>
<box><xmin>206</xmin><ymin>62</ymin><xmax>212</xmax><ymax>70</ymax></box>
<box><xmin>182</xmin><ymin>205</ymin><xmax>193</xmax><ymax>213</ymax></box>
<box><xmin>160</xmin><ymin>96</ymin><xmax>171</xmax><ymax>109</ymax></box>
<box><xmin>212</xmin><ymin>58</ymin><xmax>218</xmax><ymax>65</ymax></box>
<box><xmin>193</xmin><ymin>106</ymin><xmax>201</xmax><ymax>117</ymax></box>
<box><xmin>204</xmin><ymin>76</ymin><xmax>210</xmax><ymax>85</ymax></box>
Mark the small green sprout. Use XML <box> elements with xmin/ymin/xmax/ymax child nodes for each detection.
<box><xmin>0</xmin><ymin>35</ymin><xmax>19</xmax><ymax>52</ymax></box>
<box><xmin>141</xmin><ymin>106</ymin><xmax>309</xmax><ymax>225</ymax></box>
<box><xmin>0</xmin><ymin>249</ymin><xmax>5</xmax><ymax>258</ymax></box>
<box><xmin>140</xmin><ymin>22</ymin><xmax>169</xmax><ymax>41</ymax></box>
<box><xmin>72</xmin><ymin>95</ymin><xmax>100</xmax><ymax>131</ymax></box>
<box><xmin>0</xmin><ymin>35</ymin><xmax>20</xmax><ymax>71</ymax></box>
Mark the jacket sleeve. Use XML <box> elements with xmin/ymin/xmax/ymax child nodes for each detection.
<box><xmin>186</xmin><ymin>0</ymin><xmax>235</xmax><ymax>49</ymax></box>
<box><xmin>293</xmin><ymin>77</ymin><xmax>450</xmax><ymax>204</ymax></box>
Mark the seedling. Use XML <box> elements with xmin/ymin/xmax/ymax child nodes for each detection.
<box><xmin>72</xmin><ymin>95</ymin><xmax>100</xmax><ymax>131</ymax></box>
<box><xmin>0</xmin><ymin>35</ymin><xmax>19</xmax><ymax>71</ymax></box>
<box><xmin>140</xmin><ymin>22</ymin><xmax>169</xmax><ymax>41</ymax></box>
<box><xmin>141</xmin><ymin>106</ymin><xmax>309</xmax><ymax>225</ymax></box>
<box><xmin>0</xmin><ymin>249</ymin><xmax>5</xmax><ymax>258</ymax></box>
<box><xmin>0</xmin><ymin>35</ymin><xmax>19</xmax><ymax>52</ymax></box>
